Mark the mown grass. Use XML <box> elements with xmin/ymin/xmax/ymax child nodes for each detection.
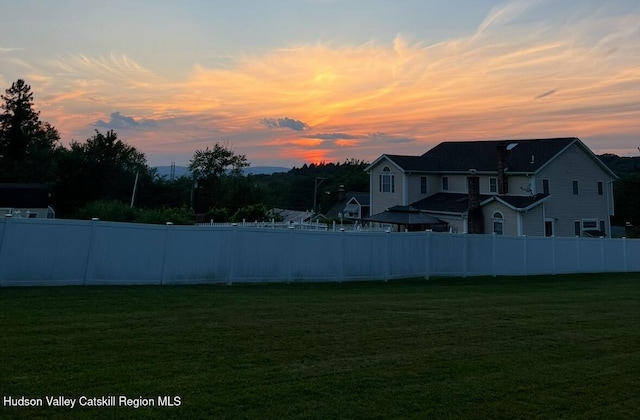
<box><xmin>1</xmin><ymin>273</ymin><xmax>639</xmax><ymax>419</ymax></box>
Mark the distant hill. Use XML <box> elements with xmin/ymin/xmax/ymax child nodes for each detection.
<box><xmin>154</xmin><ymin>165</ymin><xmax>290</xmax><ymax>178</ymax></box>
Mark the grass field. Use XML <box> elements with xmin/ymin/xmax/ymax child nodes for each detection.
<box><xmin>1</xmin><ymin>273</ymin><xmax>639</xmax><ymax>419</ymax></box>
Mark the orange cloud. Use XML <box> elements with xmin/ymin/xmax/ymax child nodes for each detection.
<box><xmin>20</xmin><ymin>1</ymin><xmax>640</xmax><ymax>166</ymax></box>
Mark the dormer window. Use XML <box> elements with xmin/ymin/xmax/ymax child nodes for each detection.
<box><xmin>379</xmin><ymin>166</ymin><xmax>395</xmax><ymax>193</ymax></box>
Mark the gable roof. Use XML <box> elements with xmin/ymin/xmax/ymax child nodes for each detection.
<box><xmin>367</xmin><ymin>137</ymin><xmax>617</xmax><ymax>178</ymax></box>
<box><xmin>325</xmin><ymin>191</ymin><xmax>370</xmax><ymax>219</ymax></box>
<box><xmin>364</xmin><ymin>206</ymin><xmax>446</xmax><ymax>226</ymax></box>
<box><xmin>410</xmin><ymin>192</ymin><xmax>549</xmax><ymax>214</ymax></box>
<box><xmin>481</xmin><ymin>193</ymin><xmax>550</xmax><ymax>212</ymax></box>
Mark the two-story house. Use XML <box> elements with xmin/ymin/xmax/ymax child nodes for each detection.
<box><xmin>366</xmin><ymin>138</ymin><xmax>617</xmax><ymax>237</ymax></box>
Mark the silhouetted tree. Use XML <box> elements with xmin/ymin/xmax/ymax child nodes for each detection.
<box><xmin>52</xmin><ymin>130</ymin><xmax>154</xmax><ymax>216</ymax></box>
<box><xmin>0</xmin><ymin>79</ymin><xmax>60</xmax><ymax>182</ymax></box>
<box><xmin>188</xmin><ymin>142</ymin><xmax>249</xmax><ymax>212</ymax></box>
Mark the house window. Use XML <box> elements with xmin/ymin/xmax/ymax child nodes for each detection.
<box><xmin>442</xmin><ymin>176</ymin><xmax>449</xmax><ymax>191</ymax></box>
<box><xmin>420</xmin><ymin>176</ymin><xmax>427</xmax><ymax>194</ymax></box>
<box><xmin>489</xmin><ymin>178</ymin><xmax>497</xmax><ymax>193</ymax></box>
<box><xmin>543</xmin><ymin>179</ymin><xmax>550</xmax><ymax>195</ymax></box>
<box><xmin>597</xmin><ymin>181</ymin><xmax>603</xmax><ymax>195</ymax></box>
<box><xmin>572</xmin><ymin>180</ymin><xmax>579</xmax><ymax>195</ymax></box>
<box><xmin>492</xmin><ymin>211</ymin><xmax>504</xmax><ymax>235</ymax></box>
<box><xmin>379</xmin><ymin>166</ymin><xmax>394</xmax><ymax>193</ymax></box>
<box><xmin>600</xmin><ymin>220</ymin><xmax>605</xmax><ymax>235</ymax></box>
<box><xmin>582</xmin><ymin>219</ymin><xmax>597</xmax><ymax>230</ymax></box>
<box><xmin>574</xmin><ymin>221</ymin><xmax>581</xmax><ymax>236</ymax></box>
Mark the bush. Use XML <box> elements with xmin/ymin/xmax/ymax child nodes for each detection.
<box><xmin>74</xmin><ymin>200</ymin><xmax>138</xmax><ymax>222</ymax></box>
<box><xmin>205</xmin><ymin>207</ymin><xmax>230</xmax><ymax>223</ymax></box>
<box><xmin>231</xmin><ymin>204</ymin><xmax>270</xmax><ymax>223</ymax></box>
<box><xmin>134</xmin><ymin>207</ymin><xmax>195</xmax><ymax>225</ymax></box>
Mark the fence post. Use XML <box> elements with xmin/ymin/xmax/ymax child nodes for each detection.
<box><xmin>160</xmin><ymin>222</ymin><xmax>173</xmax><ymax>285</ymax></box>
<box><xmin>523</xmin><ymin>235</ymin><xmax>528</xmax><ymax>276</ymax></box>
<box><xmin>0</xmin><ymin>215</ymin><xmax>12</xmax><ymax>286</ymax></box>
<box><xmin>462</xmin><ymin>233</ymin><xmax>468</xmax><ymax>278</ymax></box>
<box><xmin>424</xmin><ymin>231</ymin><xmax>431</xmax><ymax>280</ymax></box>
<box><xmin>576</xmin><ymin>235</ymin><xmax>581</xmax><ymax>273</ymax></box>
<box><xmin>491</xmin><ymin>232</ymin><xmax>497</xmax><ymax>277</ymax></box>
<box><xmin>384</xmin><ymin>231</ymin><xmax>390</xmax><ymax>282</ymax></box>
<box><xmin>83</xmin><ymin>218</ymin><xmax>100</xmax><ymax>286</ymax></box>
<box><xmin>339</xmin><ymin>229</ymin><xmax>345</xmax><ymax>283</ymax></box>
<box><xmin>227</xmin><ymin>226</ymin><xmax>238</xmax><ymax>285</ymax></box>
<box><xmin>286</xmin><ymin>226</ymin><xmax>294</xmax><ymax>283</ymax></box>
<box><xmin>622</xmin><ymin>237</ymin><xmax>628</xmax><ymax>273</ymax></box>
<box><xmin>551</xmin><ymin>235</ymin><xmax>556</xmax><ymax>275</ymax></box>
<box><xmin>600</xmin><ymin>236</ymin><xmax>606</xmax><ymax>272</ymax></box>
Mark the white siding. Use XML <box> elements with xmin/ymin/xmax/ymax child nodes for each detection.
<box><xmin>537</xmin><ymin>144</ymin><xmax>614</xmax><ymax>237</ymax></box>
<box><xmin>369</xmin><ymin>160</ymin><xmax>405</xmax><ymax>215</ymax></box>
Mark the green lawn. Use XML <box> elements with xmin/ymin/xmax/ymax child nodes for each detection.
<box><xmin>1</xmin><ymin>274</ymin><xmax>639</xmax><ymax>419</ymax></box>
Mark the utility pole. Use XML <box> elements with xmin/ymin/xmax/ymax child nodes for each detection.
<box><xmin>313</xmin><ymin>177</ymin><xmax>327</xmax><ymax>216</ymax></box>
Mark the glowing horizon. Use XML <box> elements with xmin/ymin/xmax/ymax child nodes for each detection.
<box><xmin>1</xmin><ymin>0</ymin><xmax>638</xmax><ymax>167</ymax></box>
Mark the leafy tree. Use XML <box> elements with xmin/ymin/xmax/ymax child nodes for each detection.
<box><xmin>0</xmin><ymin>79</ymin><xmax>60</xmax><ymax>182</ymax></box>
<box><xmin>52</xmin><ymin>130</ymin><xmax>154</xmax><ymax>216</ymax></box>
<box><xmin>188</xmin><ymin>142</ymin><xmax>249</xmax><ymax>212</ymax></box>
<box><xmin>189</xmin><ymin>142</ymin><xmax>249</xmax><ymax>180</ymax></box>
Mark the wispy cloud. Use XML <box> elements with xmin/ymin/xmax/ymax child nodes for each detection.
<box><xmin>7</xmin><ymin>0</ymin><xmax>639</xmax><ymax>166</ymax></box>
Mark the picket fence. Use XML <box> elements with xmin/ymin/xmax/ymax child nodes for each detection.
<box><xmin>0</xmin><ymin>217</ymin><xmax>638</xmax><ymax>286</ymax></box>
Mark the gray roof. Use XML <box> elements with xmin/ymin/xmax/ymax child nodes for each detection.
<box><xmin>411</xmin><ymin>192</ymin><xmax>549</xmax><ymax>214</ymax></box>
<box><xmin>384</xmin><ymin>137</ymin><xmax>579</xmax><ymax>173</ymax></box>
<box><xmin>325</xmin><ymin>191</ymin><xmax>370</xmax><ymax>219</ymax></box>
<box><xmin>364</xmin><ymin>206</ymin><xmax>446</xmax><ymax>226</ymax></box>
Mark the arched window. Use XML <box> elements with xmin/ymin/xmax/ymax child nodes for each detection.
<box><xmin>379</xmin><ymin>166</ymin><xmax>395</xmax><ymax>193</ymax></box>
<box><xmin>492</xmin><ymin>211</ymin><xmax>504</xmax><ymax>235</ymax></box>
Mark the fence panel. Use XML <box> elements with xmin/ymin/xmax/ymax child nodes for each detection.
<box><xmin>342</xmin><ymin>232</ymin><xmax>388</xmax><ymax>280</ymax></box>
<box><xmin>162</xmin><ymin>226</ymin><xmax>234</xmax><ymax>284</ymax></box>
<box><xmin>625</xmin><ymin>239</ymin><xmax>640</xmax><ymax>272</ymax></box>
<box><xmin>525</xmin><ymin>236</ymin><xmax>555</xmax><ymax>275</ymax></box>
<box><xmin>578</xmin><ymin>238</ymin><xmax>605</xmax><ymax>273</ymax></box>
<box><xmin>0</xmin><ymin>219</ymin><xmax>638</xmax><ymax>286</ymax></box>
<box><xmin>285</xmin><ymin>230</ymin><xmax>340</xmax><ymax>282</ymax></box>
<box><xmin>602</xmin><ymin>239</ymin><xmax>627</xmax><ymax>272</ymax></box>
<box><xmin>231</xmin><ymin>229</ymin><xmax>291</xmax><ymax>282</ymax></box>
<box><xmin>0</xmin><ymin>218</ymin><xmax>92</xmax><ymax>286</ymax></box>
<box><xmin>465</xmin><ymin>235</ymin><xmax>493</xmax><ymax>276</ymax></box>
<box><xmin>87</xmin><ymin>222</ymin><xmax>166</xmax><ymax>285</ymax></box>
<box><xmin>385</xmin><ymin>233</ymin><xmax>427</xmax><ymax>279</ymax></box>
<box><xmin>493</xmin><ymin>236</ymin><xmax>525</xmax><ymax>275</ymax></box>
<box><xmin>429</xmin><ymin>233</ymin><xmax>466</xmax><ymax>276</ymax></box>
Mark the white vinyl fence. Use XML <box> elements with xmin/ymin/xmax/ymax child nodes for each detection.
<box><xmin>0</xmin><ymin>217</ymin><xmax>638</xmax><ymax>286</ymax></box>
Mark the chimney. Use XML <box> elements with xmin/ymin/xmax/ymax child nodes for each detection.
<box><xmin>467</xmin><ymin>176</ymin><xmax>484</xmax><ymax>234</ymax></box>
<box><xmin>496</xmin><ymin>143</ymin><xmax>508</xmax><ymax>195</ymax></box>
<box><xmin>338</xmin><ymin>185</ymin><xmax>345</xmax><ymax>202</ymax></box>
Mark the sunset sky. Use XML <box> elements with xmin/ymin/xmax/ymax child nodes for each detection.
<box><xmin>1</xmin><ymin>0</ymin><xmax>639</xmax><ymax>168</ymax></box>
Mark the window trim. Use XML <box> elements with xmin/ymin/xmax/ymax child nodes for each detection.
<box><xmin>542</xmin><ymin>179</ymin><xmax>550</xmax><ymax>195</ymax></box>
<box><xmin>572</xmin><ymin>180</ymin><xmax>579</xmax><ymax>195</ymax></box>
<box><xmin>489</xmin><ymin>177</ymin><xmax>497</xmax><ymax>193</ymax></box>
<box><xmin>442</xmin><ymin>176</ymin><xmax>449</xmax><ymax>191</ymax></box>
<box><xmin>492</xmin><ymin>211</ymin><xmax>504</xmax><ymax>235</ymax></box>
<box><xmin>379</xmin><ymin>166</ymin><xmax>395</xmax><ymax>193</ymax></box>
<box><xmin>420</xmin><ymin>176</ymin><xmax>427</xmax><ymax>194</ymax></box>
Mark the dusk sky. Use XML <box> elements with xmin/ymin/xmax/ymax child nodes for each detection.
<box><xmin>1</xmin><ymin>0</ymin><xmax>639</xmax><ymax>168</ymax></box>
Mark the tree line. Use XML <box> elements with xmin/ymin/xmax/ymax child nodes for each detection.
<box><xmin>0</xmin><ymin>79</ymin><xmax>369</xmax><ymax>224</ymax></box>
